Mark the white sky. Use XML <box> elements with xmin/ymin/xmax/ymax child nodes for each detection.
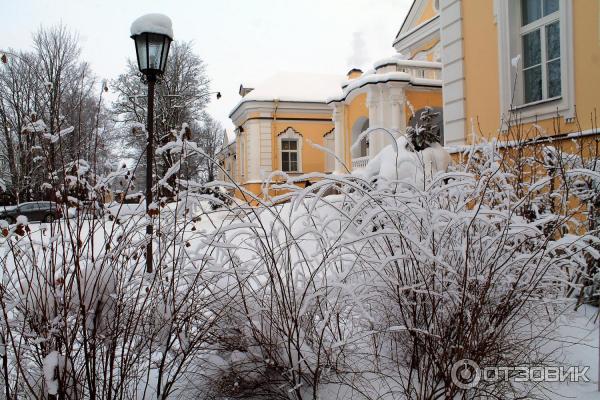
<box><xmin>2</xmin><ymin>0</ymin><xmax>412</xmax><ymax>131</ymax></box>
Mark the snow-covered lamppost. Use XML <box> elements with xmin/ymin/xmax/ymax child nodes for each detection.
<box><xmin>130</xmin><ymin>14</ymin><xmax>173</xmax><ymax>273</ymax></box>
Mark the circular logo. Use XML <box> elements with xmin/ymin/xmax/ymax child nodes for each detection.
<box><xmin>451</xmin><ymin>359</ymin><xmax>481</xmax><ymax>389</ymax></box>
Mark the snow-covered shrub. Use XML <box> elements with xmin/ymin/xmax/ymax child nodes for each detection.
<box><xmin>0</xmin><ymin>110</ymin><xmax>597</xmax><ymax>400</ymax></box>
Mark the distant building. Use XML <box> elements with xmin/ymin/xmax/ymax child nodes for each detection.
<box><xmin>216</xmin><ymin>129</ymin><xmax>236</xmax><ymax>184</ymax></box>
<box><xmin>219</xmin><ymin>0</ymin><xmax>599</xmax><ymax>200</ymax></box>
<box><xmin>225</xmin><ymin>72</ymin><xmax>340</xmax><ymax>198</ymax></box>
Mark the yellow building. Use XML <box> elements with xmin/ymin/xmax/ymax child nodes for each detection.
<box><xmin>225</xmin><ymin>72</ymin><xmax>341</xmax><ymax>198</ymax></box>
<box><xmin>327</xmin><ymin>60</ymin><xmax>443</xmax><ymax>172</ymax></box>
<box><xmin>220</xmin><ymin>0</ymin><xmax>599</xmax><ymax>200</ymax></box>
<box><xmin>402</xmin><ymin>0</ymin><xmax>600</xmax><ymax>144</ymax></box>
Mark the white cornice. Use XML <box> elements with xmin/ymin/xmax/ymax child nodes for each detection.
<box><xmin>396</xmin><ymin>0</ymin><xmax>429</xmax><ymax>39</ymax></box>
<box><xmin>230</xmin><ymin>100</ymin><xmax>334</xmax><ymax>127</ymax></box>
<box><xmin>394</xmin><ymin>15</ymin><xmax>440</xmax><ymax>54</ymax></box>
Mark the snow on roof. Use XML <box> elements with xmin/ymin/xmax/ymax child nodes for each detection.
<box><xmin>130</xmin><ymin>14</ymin><xmax>174</xmax><ymax>39</ymax></box>
<box><xmin>328</xmin><ymin>71</ymin><xmax>441</xmax><ymax>104</ymax></box>
<box><xmin>372</xmin><ymin>54</ymin><xmax>442</xmax><ymax>70</ymax></box>
<box><xmin>229</xmin><ymin>72</ymin><xmax>344</xmax><ymax>118</ymax></box>
<box><xmin>240</xmin><ymin>72</ymin><xmax>344</xmax><ymax>103</ymax></box>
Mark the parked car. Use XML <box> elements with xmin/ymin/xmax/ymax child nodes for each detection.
<box><xmin>75</xmin><ymin>201</ymin><xmax>105</xmax><ymax>220</ymax></box>
<box><xmin>0</xmin><ymin>201</ymin><xmax>62</xmax><ymax>224</ymax></box>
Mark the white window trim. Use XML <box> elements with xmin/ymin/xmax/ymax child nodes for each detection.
<box><xmin>278</xmin><ymin>127</ymin><xmax>303</xmax><ymax>173</ymax></box>
<box><xmin>497</xmin><ymin>0</ymin><xmax>574</xmax><ymax>126</ymax></box>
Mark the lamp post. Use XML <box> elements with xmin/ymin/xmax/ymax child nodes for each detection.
<box><xmin>130</xmin><ymin>14</ymin><xmax>173</xmax><ymax>273</ymax></box>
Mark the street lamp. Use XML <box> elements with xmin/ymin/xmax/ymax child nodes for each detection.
<box><xmin>130</xmin><ymin>13</ymin><xmax>173</xmax><ymax>273</ymax></box>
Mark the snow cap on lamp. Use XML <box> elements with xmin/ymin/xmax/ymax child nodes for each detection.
<box><xmin>130</xmin><ymin>13</ymin><xmax>174</xmax><ymax>39</ymax></box>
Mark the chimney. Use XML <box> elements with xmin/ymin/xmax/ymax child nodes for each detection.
<box><xmin>346</xmin><ymin>68</ymin><xmax>363</xmax><ymax>80</ymax></box>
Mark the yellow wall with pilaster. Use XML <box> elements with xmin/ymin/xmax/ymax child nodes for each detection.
<box><xmin>461</xmin><ymin>0</ymin><xmax>600</xmax><ymax>140</ymax></box>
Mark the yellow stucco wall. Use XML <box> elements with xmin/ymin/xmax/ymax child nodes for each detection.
<box><xmin>461</xmin><ymin>0</ymin><xmax>501</xmax><ymax>142</ymax></box>
<box><xmin>405</xmin><ymin>90</ymin><xmax>443</xmax><ymax>122</ymax></box>
<box><xmin>344</xmin><ymin>93</ymin><xmax>369</xmax><ymax>167</ymax></box>
<box><xmin>232</xmin><ymin>107</ymin><xmax>333</xmax><ymax>201</ymax></box>
<box><xmin>415</xmin><ymin>0</ymin><xmax>438</xmax><ymax>26</ymax></box>
<box><xmin>573</xmin><ymin>0</ymin><xmax>600</xmax><ymax>127</ymax></box>
<box><xmin>271</xmin><ymin>117</ymin><xmax>334</xmax><ymax>175</ymax></box>
<box><xmin>462</xmin><ymin>0</ymin><xmax>600</xmax><ymax>140</ymax></box>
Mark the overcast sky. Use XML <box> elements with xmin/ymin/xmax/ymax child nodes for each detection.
<box><xmin>2</xmin><ymin>0</ymin><xmax>412</xmax><ymax>131</ymax></box>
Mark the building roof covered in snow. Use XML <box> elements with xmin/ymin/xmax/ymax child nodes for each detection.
<box><xmin>229</xmin><ymin>72</ymin><xmax>344</xmax><ymax>118</ymax></box>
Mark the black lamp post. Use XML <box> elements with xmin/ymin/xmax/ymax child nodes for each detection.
<box><xmin>131</xmin><ymin>14</ymin><xmax>173</xmax><ymax>273</ymax></box>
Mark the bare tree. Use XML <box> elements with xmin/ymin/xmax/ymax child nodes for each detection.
<box><xmin>197</xmin><ymin>112</ymin><xmax>224</xmax><ymax>182</ymax></box>
<box><xmin>111</xmin><ymin>41</ymin><xmax>211</xmax><ymax>188</ymax></box>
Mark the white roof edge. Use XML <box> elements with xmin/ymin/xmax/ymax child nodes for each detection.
<box><xmin>393</xmin><ymin>14</ymin><xmax>440</xmax><ymax>47</ymax></box>
<box><xmin>327</xmin><ymin>71</ymin><xmax>441</xmax><ymax>104</ymax></box>
<box><xmin>373</xmin><ymin>56</ymin><xmax>442</xmax><ymax>70</ymax></box>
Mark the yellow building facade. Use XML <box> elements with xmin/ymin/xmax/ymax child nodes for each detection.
<box><xmin>219</xmin><ymin>0</ymin><xmax>598</xmax><ymax>200</ymax></box>
<box><xmin>394</xmin><ymin>0</ymin><xmax>599</xmax><ymax>145</ymax></box>
<box><xmin>222</xmin><ymin>72</ymin><xmax>339</xmax><ymax>198</ymax></box>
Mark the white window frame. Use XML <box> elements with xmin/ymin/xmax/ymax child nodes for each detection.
<box><xmin>278</xmin><ymin>128</ymin><xmax>302</xmax><ymax>173</ymax></box>
<box><xmin>496</xmin><ymin>0</ymin><xmax>574</xmax><ymax>125</ymax></box>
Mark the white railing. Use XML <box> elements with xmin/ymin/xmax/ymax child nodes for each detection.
<box><xmin>377</xmin><ymin>59</ymin><xmax>442</xmax><ymax>81</ymax></box>
<box><xmin>352</xmin><ymin>156</ymin><xmax>369</xmax><ymax>170</ymax></box>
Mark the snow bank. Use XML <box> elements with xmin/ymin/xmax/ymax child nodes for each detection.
<box><xmin>130</xmin><ymin>14</ymin><xmax>173</xmax><ymax>39</ymax></box>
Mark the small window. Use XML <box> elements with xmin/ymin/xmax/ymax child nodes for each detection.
<box><xmin>19</xmin><ymin>203</ymin><xmax>37</xmax><ymax>211</ymax></box>
<box><xmin>281</xmin><ymin>139</ymin><xmax>299</xmax><ymax>172</ymax></box>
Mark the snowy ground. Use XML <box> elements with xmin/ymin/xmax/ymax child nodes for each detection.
<box><xmin>547</xmin><ymin>305</ymin><xmax>600</xmax><ymax>399</ymax></box>
<box><xmin>2</xmin><ymin>195</ymin><xmax>599</xmax><ymax>399</ymax></box>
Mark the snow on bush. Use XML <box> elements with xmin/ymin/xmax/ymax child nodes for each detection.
<box><xmin>0</xmin><ymin>120</ymin><xmax>598</xmax><ymax>399</ymax></box>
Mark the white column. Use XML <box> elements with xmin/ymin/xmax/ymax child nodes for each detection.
<box><xmin>389</xmin><ymin>85</ymin><xmax>406</xmax><ymax>136</ymax></box>
<box><xmin>246</xmin><ymin>121</ymin><xmax>261</xmax><ymax>181</ymax></box>
<box><xmin>367</xmin><ymin>87</ymin><xmax>383</xmax><ymax>159</ymax></box>
<box><xmin>380</xmin><ymin>86</ymin><xmax>395</xmax><ymax>148</ymax></box>
<box><xmin>333</xmin><ymin>103</ymin><xmax>346</xmax><ymax>174</ymax></box>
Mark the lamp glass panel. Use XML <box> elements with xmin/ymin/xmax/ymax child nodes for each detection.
<box><xmin>135</xmin><ymin>35</ymin><xmax>148</xmax><ymax>70</ymax></box>
<box><xmin>147</xmin><ymin>34</ymin><xmax>164</xmax><ymax>71</ymax></box>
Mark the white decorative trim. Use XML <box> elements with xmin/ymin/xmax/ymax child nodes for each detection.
<box><xmin>333</xmin><ymin>103</ymin><xmax>346</xmax><ymax>174</ymax></box>
<box><xmin>497</xmin><ymin>0</ymin><xmax>575</xmax><ymax>127</ymax></box>
<box><xmin>277</xmin><ymin>127</ymin><xmax>303</xmax><ymax>173</ymax></box>
<box><xmin>440</xmin><ymin>0</ymin><xmax>466</xmax><ymax>146</ymax></box>
<box><xmin>397</xmin><ymin>0</ymin><xmax>433</xmax><ymax>37</ymax></box>
<box><xmin>394</xmin><ymin>15</ymin><xmax>441</xmax><ymax>55</ymax></box>
<box><xmin>230</xmin><ymin>100</ymin><xmax>332</xmax><ymax>127</ymax></box>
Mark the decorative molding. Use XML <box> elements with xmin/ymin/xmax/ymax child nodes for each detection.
<box><xmin>396</xmin><ymin>0</ymin><xmax>434</xmax><ymax>40</ymax></box>
<box><xmin>277</xmin><ymin>127</ymin><xmax>303</xmax><ymax>138</ymax></box>
<box><xmin>229</xmin><ymin>100</ymin><xmax>333</xmax><ymax>127</ymax></box>
<box><xmin>322</xmin><ymin>127</ymin><xmax>335</xmax><ymax>137</ymax></box>
<box><xmin>394</xmin><ymin>15</ymin><xmax>441</xmax><ymax>54</ymax></box>
<box><xmin>440</xmin><ymin>0</ymin><xmax>466</xmax><ymax>146</ymax></box>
